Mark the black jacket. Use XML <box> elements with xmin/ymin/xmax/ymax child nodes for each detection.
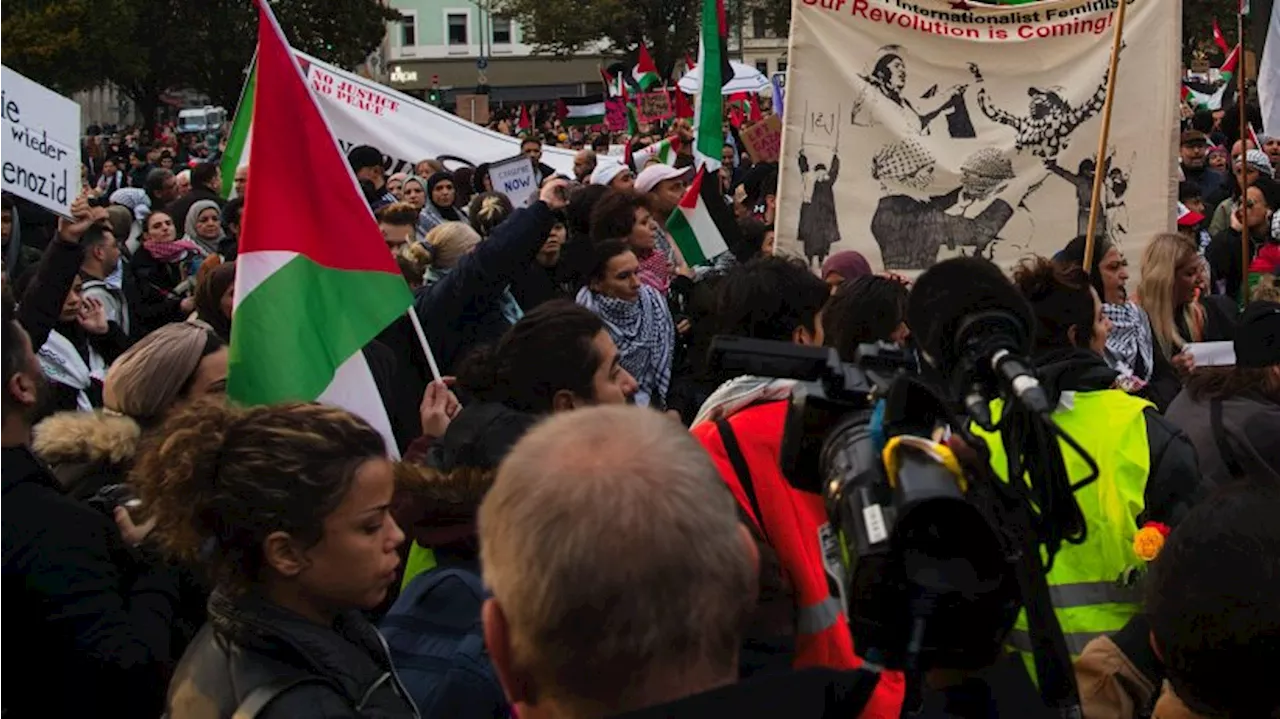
<box><xmin>1206</xmin><ymin>226</ymin><xmax>1266</xmax><ymax>301</ymax></box>
<box><xmin>413</xmin><ymin>201</ymin><xmax>556</xmax><ymax>374</ymax></box>
<box><xmin>130</xmin><ymin>245</ymin><xmax>191</xmax><ymax>336</ymax></box>
<box><xmin>1165</xmin><ymin>389</ymin><xmax>1280</xmax><ymax>487</ymax></box>
<box><xmin>612</xmin><ymin>668</ymin><xmax>888</xmax><ymax>719</ymax></box>
<box><xmin>2</xmin><ymin>445</ymin><xmax>181</xmax><ymax>718</ymax></box>
<box><xmin>165</xmin><ymin>590</ymin><xmax>419</xmax><ymax>718</ymax></box>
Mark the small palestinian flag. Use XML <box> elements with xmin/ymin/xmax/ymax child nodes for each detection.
<box><xmin>667</xmin><ymin>166</ymin><xmax>732</xmax><ymax>265</ymax></box>
<box><xmin>633</xmin><ymin>43</ymin><xmax>660</xmax><ymax>91</ymax></box>
<box><xmin>559</xmin><ymin>94</ymin><xmax>606</xmax><ymax>126</ymax></box>
<box><xmin>632</xmin><ymin>135</ymin><xmax>682</xmax><ymax>167</ymax></box>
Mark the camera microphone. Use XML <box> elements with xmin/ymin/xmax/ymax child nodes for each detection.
<box><xmin>906</xmin><ymin>257</ymin><xmax>1048</xmax><ymax>419</ymax></box>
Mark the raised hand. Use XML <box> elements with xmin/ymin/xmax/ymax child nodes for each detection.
<box><xmin>77</xmin><ymin>296</ymin><xmax>110</xmax><ymax>335</ymax></box>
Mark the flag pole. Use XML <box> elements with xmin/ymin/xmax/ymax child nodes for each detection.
<box><xmin>1083</xmin><ymin>0</ymin><xmax>1129</xmax><ymax>273</ymax></box>
<box><xmin>1238</xmin><ymin>6</ymin><xmax>1251</xmax><ymax>303</ymax></box>
<box><xmin>406</xmin><ymin>309</ymin><xmax>443</xmax><ymax>383</ymax></box>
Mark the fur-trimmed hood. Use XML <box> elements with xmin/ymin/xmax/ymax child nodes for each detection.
<box><xmin>31</xmin><ymin>411</ymin><xmax>142</xmax><ymax>499</ymax></box>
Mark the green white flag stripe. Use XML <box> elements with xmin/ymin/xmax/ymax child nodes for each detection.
<box><xmin>221</xmin><ymin>61</ymin><xmax>256</xmax><ymax>197</ymax></box>
<box><xmin>668</xmin><ymin>192</ymin><xmax>728</xmax><ymax>265</ymax></box>
<box><xmin>232</xmin><ymin>251</ymin><xmax>407</xmax><ymax>401</ymax></box>
<box><xmin>563</xmin><ymin>99</ymin><xmax>606</xmax><ymax>125</ymax></box>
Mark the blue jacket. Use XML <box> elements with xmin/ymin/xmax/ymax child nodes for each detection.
<box><xmin>380</xmin><ymin>558</ymin><xmax>507</xmax><ymax>719</ymax></box>
<box><xmin>413</xmin><ymin>201</ymin><xmax>556</xmax><ymax>374</ymax></box>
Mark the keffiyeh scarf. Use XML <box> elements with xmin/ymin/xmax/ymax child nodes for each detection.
<box><xmin>576</xmin><ymin>284</ymin><xmax>675</xmax><ymax>408</ymax></box>
<box><xmin>1102</xmin><ymin>301</ymin><xmax>1155</xmax><ymax>383</ymax></box>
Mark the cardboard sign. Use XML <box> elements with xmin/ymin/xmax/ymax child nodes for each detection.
<box><xmin>605</xmin><ymin>98</ymin><xmax>627</xmax><ymax>132</ymax></box>
<box><xmin>453</xmin><ymin>93</ymin><xmax>490</xmax><ymax>125</ymax></box>
<box><xmin>637</xmin><ymin>92</ymin><xmax>673</xmax><ymax>122</ymax></box>
<box><xmin>1</xmin><ymin>66</ymin><xmax>81</xmax><ymax>216</ymax></box>
<box><xmin>489</xmin><ymin>154</ymin><xmax>537</xmax><ymax>208</ymax></box>
<box><xmin>739</xmin><ymin>116</ymin><xmax>782</xmax><ymax>164</ymax></box>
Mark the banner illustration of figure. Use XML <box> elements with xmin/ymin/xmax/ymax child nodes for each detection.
<box><xmin>798</xmin><ymin>149</ymin><xmax>842</xmax><ymax>269</ymax></box>
<box><xmin>775</xmin><ymin>0</ymin><xmax>1176</xmax><ymax>275</ymax></box>
<box><xmin>970</xmin><ymin>58</ymin><xmax>1115</xmax><ymax>161</ymax></box>
<box><xmin>851</xmin><ymin>45</ymin><xmax>976</xmax><ymax>138</ymax></box>
<box><xmin>1044</xmin><ymin>149</ymin><xmax>1133</xmax><ymax>245</ymax></box>
<box><xmin>870</xmin><ymin>142</ymin><xmax>1019</xmax><ymax>268</ymax></box>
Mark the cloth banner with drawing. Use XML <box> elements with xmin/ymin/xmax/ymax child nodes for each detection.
<box><xmin>775</xmin><ymin>0</ymin><xmax>1178</xmax><ymax>274</ymax></box>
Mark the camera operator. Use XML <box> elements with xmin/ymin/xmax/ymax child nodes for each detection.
<box><xmin>478</xmin><ymin>405</ymin><xmax>899</xmax><ymax>718</ymax></box>
<box><xmin>969</xmin><ymin>257</ymin><xmax>1203</xmax><ymax>674</ymax></box>
<box><xmin>688</xmin><ymin>256</ymin><xmax>880</xmax><ymax>677</ymax></box>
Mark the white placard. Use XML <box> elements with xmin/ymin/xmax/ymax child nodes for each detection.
<box><xmin>2</xmin><ymin>66</ymin><xmax>81</xmax><ymax>216</ymax></box>
<box><xmin>488</xmin><ymin>155</ymin><xmax>537</xmax><ymax>208</ymax></box>
<box><xmin>1184</xmin><ymin>341</ymin><xmax>1236</xmax><ymax>367</ymax></box>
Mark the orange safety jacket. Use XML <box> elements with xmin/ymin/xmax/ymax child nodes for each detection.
<box><xmin>693</xmin><ymin>400</ymin><xmax>905</xmax><ymax>718</ymax></box>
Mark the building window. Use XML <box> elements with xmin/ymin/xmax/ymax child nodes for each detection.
<box><xmin>492</xmin><ymin>15</ymin><xmax>512</xmax><ymax>45</ymax></box>
<box><xmin>752</xmin><ymin>10</ymin><xmax>767</xmax><ymax>39</ymax></box>
<box><xmin>755</xmin><ymin>60</ymin><xmax>769</xmax><ymax>75</ymax></box>
<box><xmin>777</xmin><ymin>60</ymin><xmax>787</xmax><ymax>73</ymax></box>
<box><xmin>447</xmin><ymin>12</ymin><xmax>469</xmax><ymax>46</ymax></box>
<box><xmin>400</xmin><ymin>12</ymin><xmax>416</xmax><ymax>47</ymax></box>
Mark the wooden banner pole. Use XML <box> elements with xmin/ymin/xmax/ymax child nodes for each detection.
<box><xmin>1083</xmin><ymin>0</ymin><xmax>1129</xmax><ymax>273</ymax></box>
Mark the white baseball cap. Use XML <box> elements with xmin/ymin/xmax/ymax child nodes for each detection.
<box><xmin>591</xmin><ymin>161</ymin><xmax>632</xmax><ymax>187</ymax></box>
<box><xmin>635</xmin><ymin>164</ymin><xmax>694</xmax><ymax>194</ymax></box>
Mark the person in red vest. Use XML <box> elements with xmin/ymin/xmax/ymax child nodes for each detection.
<box><xmin>689</xmin><ymin>256</ymin><xmax>863</xmax><ymax>673</ymax></box>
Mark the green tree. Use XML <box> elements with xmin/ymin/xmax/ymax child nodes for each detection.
<box><xmin>185</xmin><ymin>0</ymin><xmax>401</xmax><ymax>113</ymax></box>
<box><xmin>120</xmin><ymin>0</ymin><xmax>398</xmax><ymax>128</ymax></box>
<box><xmin>1</xmin><ymin>0</ymin><xmax>143</xmax><ymax>95</ymax></box>
<box><xmin>492</xmin><ymin>0</ymin><xmax>700</xmax><ymax>79</ymax></box>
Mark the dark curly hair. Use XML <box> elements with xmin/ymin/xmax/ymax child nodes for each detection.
<box><xmin>132</xmin><ymin>399</ymin><xmax>386</xmax><ymax>592</ymax></box>
<box><xmin>589</xmin><ymin>189</ymin><xmax>648</xmax><ymax>243</ymax></box>
<box><xmin>1012</xmin><ymin>255</ymin><xmax>1098</xmax><ymax>353</ymax></box>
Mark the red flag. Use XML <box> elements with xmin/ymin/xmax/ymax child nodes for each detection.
<box><xmin>674</xmin><ymin>90</ymin><xmax>694</xmax><ymax>119</ymax></box>
<box><xmin>729</xmin><ymin>104</ymin><xmax>745</xmax><ymax>128</ymax></box>
<box><xmin>749</xmin><ymin>94</ymin><xmax>762</xmax><ymax>122</ymax></box>
<box><xmin>239</xmin><ymin>0</ymin><xmax>394</xmax><ymax>273</ymax></box>
<box><xmin>1213</xmin><ymin>19</ymin><xmax>1231</xmax><ymax>56</ymax></box>
<box><xmin>518</xmin><ymin>104</ymin><xmax>531</xmax><ymax>131</ymax></box>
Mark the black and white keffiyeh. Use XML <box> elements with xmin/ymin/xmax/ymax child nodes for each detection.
<box><xmin>576</xmin><ymin>284</ymin><xmax>675</xmax><ymax>408</ymax></box>
<box><xmin>1102</xmin><ymin>301</ymin><xmax>1155</xmax><ymax>382</ymax></box>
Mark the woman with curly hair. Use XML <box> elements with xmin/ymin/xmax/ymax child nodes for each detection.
<box><xmin>134</xmin><ymin>400</ymin><xmax>416</xmax><ymax>718</ymax></box>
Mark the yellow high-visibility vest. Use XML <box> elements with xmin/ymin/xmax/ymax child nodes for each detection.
<box><xmin>970</xmin><ymin>389</ymin><xmax>1152</xmax><ymax>676</ymax></box>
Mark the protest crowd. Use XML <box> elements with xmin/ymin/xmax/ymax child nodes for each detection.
<box><xmin>3</xmin><ymin>0</ymin><xmax>1280</xmax><ymax>716</ymax></box>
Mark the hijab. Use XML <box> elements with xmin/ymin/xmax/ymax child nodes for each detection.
<box><xmin>183</xmin><ymin>199</ymin><xmax>225</xmax><ymax>256</ymax></box>
<box><xmin>426</xmin><ymin>172</ymin><xmax>463</xmax><ymax>221</ymax></box>
<box><xmin>416</xmin><ymin>173</ymin><xmax>468</xmax><ymax>236</ymax></box>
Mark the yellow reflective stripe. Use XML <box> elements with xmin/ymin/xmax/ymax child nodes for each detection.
<box><xmin>797</xmin><ymin>596</ymin><xmax>842</xmax><ymax>635</ymax></box>
<box><xmin>1048</xmin><ymin>581</ymin><xmax>1139</xmax><ymax>608</ymax></box>
<box><xmin>1006</xmin><ymin>627</ymin><xmax>1103</xmax><ymax>656</ymax></box>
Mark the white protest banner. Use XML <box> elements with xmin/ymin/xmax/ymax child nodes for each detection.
<box><xmin>238</xmin><ymin>52</ymin><xmax>575</xmax><ymax>176</ymax></box>
<box><xmin>776</xmin><ymin>0</ymin><xmax>1177</xmax><ymax>274</ymax></box>
<box><xmin>488</xmin><ymin>155</ymin><xmax>538</xmax><ymax>207</ymax></box>
<box><xmin>299</xmin><ymin>53</ymin><xmax>576</xmax><ymax>175</ymax></box>
<box><xmin>1</xmin><ymin>66</ymin><xmax>81</xmax><ymax>216</ymax></box>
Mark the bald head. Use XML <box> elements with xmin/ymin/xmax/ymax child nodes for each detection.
<box><xmin>479</xmin><ymin>405</ymin><xmax>756</xmax><ymax>715</ymax></box>
<box><xmin>573</xmin><ymin>148</ymin><xmax>597</xmax><ymax>183</ymax></box>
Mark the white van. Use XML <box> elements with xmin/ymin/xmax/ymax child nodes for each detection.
<box><xmin>177</xmin><ymin>106</ymin><xmax>228</xmax><ymax>134</ymax></box>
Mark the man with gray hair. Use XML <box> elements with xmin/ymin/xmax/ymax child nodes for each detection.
<box><xmin>480</xmin><ymin>405</ymin><xmax>756</xmax><ymax>717</ymax></box>
<box><xmin>478</xmin><ymin>405</ymin><xmax>889</xmax><ymax>718</ymax></box>
<box><xmin>572</xmin><ymin>148</ymin><xmax>597</xmax><ymax>184</ymax></box>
